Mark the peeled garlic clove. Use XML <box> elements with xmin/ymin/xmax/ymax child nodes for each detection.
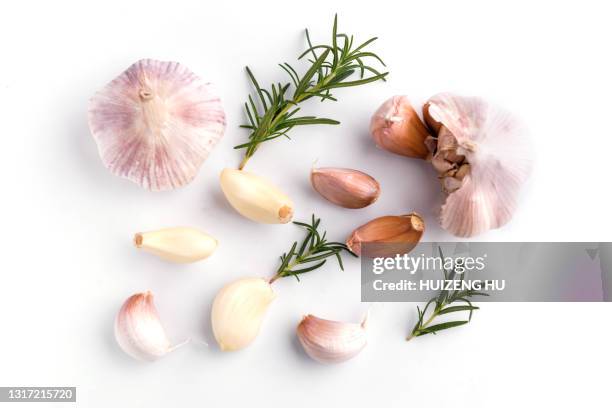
<box><xmin>311</xmin><ymin>167</ymin><xmax>380</xmax><ymax>209</ymax></box>
<box><xmin>346</xmin><ymin>213</ymin><xmax>425</xmax><ymax>258</ymax></box>
<box><xmin>134</xmin><ymin>227</ymin><xmax>217</xmax><ymax>263</ymax></box>
<box><xmin>220</xmin><ymin>168</ymin><xmax>294</xmax><ymax>224</ymax></box>
<box><xmin>297</xmin><ymin>314</ymin><xmax>367</xmax><ymax>364</ymax></box>
<box><xmin>211</xmin><ymin>277</ymin><xmax>276</xmax><ymax>351</ymax></box>
<box><xmin>426</xmin><ymin>93</ymin><xmax>532</xmax><ymax>237</ymax></box>
<box><xmin>88</xmin><ymin>59</ymin><xmax>226</xmax><ymax>191</ymax></box>
<box><xmin>114</xmin><ymin>292</ymin><xmax>187</xmax><ymax>362</ymax></box>
<box><xmin>370</xmin><ymin>96</ymin><xmax>431</xmax><ymax>159</ymax></box>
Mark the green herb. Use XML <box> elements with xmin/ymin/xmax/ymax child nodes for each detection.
<box><xmin>407</xmin><ymin>248</ymin><xmax>489</xmax><ymax>341</ymax></box>
<box><xmin>269</xmin><ymin>214</ymin><xmax>357</xmax><ymax>284</ymax></box>
<box><xmin>235</xmin><ymin>15</ymin><xmax>388</xmax><ymax>169</ymax></box>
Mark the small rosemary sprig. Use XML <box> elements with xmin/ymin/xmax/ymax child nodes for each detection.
<box><xmin>235</xmin><ymin>15</ymin><xmax>388</xmax><ymax>169</ymax></box>
<box><xmin>269</xmin><ymin>214</ymin><xmax>357</xmax><ymax>284</ymax></box>
<box><xmin>407</xmin><ymin>248</ymin><xmax>489</xmax><ymax>341</ymax></box>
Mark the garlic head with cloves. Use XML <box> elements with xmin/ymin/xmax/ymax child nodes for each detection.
<box><xmin>211</xmin><ymin>277</ymin><xmax>276</xmax><ymax>351</ymax></box>
<box><xmin>114</xmin><ymin>292</ymin><xmax>188</xmax><ymax>362</ymax></box>
<box><xmin>297</xmin><ymin>314</ymin><xmax>368</xmax><ymax>364</ymax></box>
<box><xmin>88</xmin><ymin>59</ymin><xmax>226</xmax><ymax>191</ymax></box>
<box><xmin>370</xmin><ymin>96</ymin><xmax>431</xmax><ymax>159</ymax></box>
<box><xmin>424</xmin><ymin>93</ymin><xmax>532</xmax><ymax>237</ymax></box>
<box><xmin>346</xmin><ymin>213</ymin><xmax>425</xmax><ymax>258</ymax></box>
<box><xmin>219</xmin><ymin>168</ymin><xmax>294</xmax><ymax>224</ymax></box>
<box><xmin>133</xmin><ymin>227</ymin><xmax>217</xmax><ymax>263</ymax></box>
<box><xmin>311</xmin><ymin>167</ymin><xmax>380</xmax><ymax>209</ymax></box>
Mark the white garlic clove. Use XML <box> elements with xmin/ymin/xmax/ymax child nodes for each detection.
<box><xmin>297</xmin><ymin>314</ymin><xmax>368</xmax><ymax>364</ymax></box>
<box><xmin>426</xmin><ymin>93</ymin><xmax>533</xmax><ymax>237</ymax></box>
<box><xmin>133</xmin><ymin>227</ymin><xmax>217</xmax><ymax>263</ymax></box>
<box><xmin>369</xmin><ymin>96</ymin><xmax>431</xmax><ymax>159</ymax></box>
<box><xmin>211</xmin><ymin>277</ymin><xmax>276</xmax><ymax>351</ymax></box>
<box><xmin>311</xmin><ymin>167</ymin><xmax>380</xmax><ymax>209</ymax></box>
<box><xmin>88</xmin><ymin>59</ymin><xmax>226</xmax><ymax>191</ymax></box>
<box><xmin>114</xmin><ymin>292</ymin><xmax>187</xmax><ymax>362</ymax></box>
<box><xmin>219</xmin><ymin>168</ymin><xmax>294</xmax><ymax>224</ymax></box>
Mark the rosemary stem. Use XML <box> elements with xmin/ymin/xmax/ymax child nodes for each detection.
<box><xmin>268</xmin><ymin>247</ymin><xmax>315</xmax><ymax>284</ymax></box>
<box><xmin>406</xmin><ymin>306</ymin><xmax>441</xmax><ymax>341</ymax></box>
<box><xmin>238</xmin><ymin>73</ymin><xmax>338</xmax><ymax>170</ymax></box>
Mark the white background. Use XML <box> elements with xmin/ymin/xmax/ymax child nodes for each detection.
<box><xmin>1</xmin><ymin>0</ymin><xmax>611</xmax><ymax>407</ymax></box>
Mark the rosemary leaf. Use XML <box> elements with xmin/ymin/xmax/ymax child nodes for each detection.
<box><xmin>236</xmin><ymin>15</ymin><xmax>388</xmax><ymax>169</ymax></box>
<box><xmin>269</xmin><ymin>215</ymin><xmax>356</xmax><ymax>284</ymax></box>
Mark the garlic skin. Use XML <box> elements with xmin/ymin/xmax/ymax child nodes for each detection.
<box><xmin>211</xmin><ymin>277</ymin><xmax>276</xmax><ymax>351</ymax></box>
<box><xmin>134</xmin><ymin>227</ymin><xmax>217</xmax><ymax>263</ymax></box>
<box><xmin>311</xmin><ymin>167</ymin><xmax>380</xmax><ymax>209</ymax></box>
<box><xmin>220</xmin><ymin>168</ymin><xmax>294</xmax><ymax>224</ymax></box>
<box><xmin>88</xmin><ymin>59</ymin><xmax>226</xmax><ymax>191</ymax></box>
<box><xmin>346</xmin><ymin>213</ymin><xmax>425</xmax><ymax>258</ymax></box>
<box><xmin>425</xmin><ymin>93</ymin><xmax>532</xmax><ymax>237</ymax></box>
<box><xmin>370</xmin><ymin>96</ymin><xmax>431</xmax><ymax>159</ymax></box>
<box><xmin>114</xmin><ymin>292</ymin><xmax>187</xmax><ymax>362</ymax></box>
<box><xmin>297</xmin><ymin>314</ymin><xmax>367</xmax><ymax>364</ymax></box>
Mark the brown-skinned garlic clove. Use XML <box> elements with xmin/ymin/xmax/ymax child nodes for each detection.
<box><xmin>346</xmin><ymin>213</ymin><xmax>425</xmax><ymax>258</ymax></box>
<box><xmin>370</xmin><ymin>96</ymin><xmax>431</xmax><ymax>159</ymax></box>
<box><xmin>114</xmin><ymin>292</ymin><xmax>188</xmax><ymax>362</ymax></box>
<box><xmin>297</xmin><ymin>314</ymin><xmax>368</xmax><ymax>364</ymax></box>
<box><xmin>133</xmin><ymin>227</ymin><xmax>217</xmax><ymax>263</ymax></box>
<box><xmin>211</xmin><ymin>277</ymin><xmax>276</xmax><ymax>351</ymax></box>
<box><xmin>311</xmin><ymin>167</ymin><xmax>380</xmax><ymax>209</ymax></box>
<box><xmin>220</xmin><ymin>168</ymin><xmax>294</xmax><ymax>224</ymax></box>
<box><xmin>426</xmin><ymin>93</ymin><xmax>532</xmax><ymax>237</ymax></box>
<box><xmin>423</xmin><ymin>101</ymin><xmax>442</xmax><ymax>134</ymax></box>
<box><xmin>88</xmin><ymin>59</ymin><xmax>226</xmax><ymax>191</ymax></box>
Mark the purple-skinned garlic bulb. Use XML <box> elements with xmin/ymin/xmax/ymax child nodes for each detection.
<box><xmin>424</xmin><ymin>93</ymin><xmax>532</xmax><ymax>237</ymax></box>
<box><xmin>88</xmin><ymin>59</ymin><xmax>226</xmax><ymax>191</ymax></box>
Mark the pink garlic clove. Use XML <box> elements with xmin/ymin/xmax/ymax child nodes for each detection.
<box><xmin>88</xmin><ymin>59</ymin><xmax>226</xmax><ymax>191</ymax></box>
<box><xmin>310</xmin><ymin>167</ymin><xmax>380</xmax><ymax>209</ymax></box>
<box><xmin>297</xmin><ymin>314</ymin><xmax>367</xmax><ymax>364</ymax></box>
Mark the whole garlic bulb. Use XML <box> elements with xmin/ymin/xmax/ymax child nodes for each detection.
<box><xmin>220</xmin><ymin>168</ymin><xmax>294</xmax><ymax>224</ymax></box>
<box><xmin>297</xmin><ymin>314</ymin><xmax>368</xmax><ymax>364</ymax></box>
<box><xmin>211</xmin><ymin>277</ymin><xmax>276</xmax><ymax>351</ymax></box>
<box><xmin>311</xmin><ymin>167</ymin><xmax>380</xmax><ymax>209</ymax></box>
<box><xmin>88</xmin><ymin>59</ymin><xmax>226</xmax><ymax>191</ymax></box>
<box><xmin>134</xmin><ymin>227</ymin><xmax>217</xmax><ymax>263</ymax></box>
<box><xmin>114</xmin><ymin>292</ymin><xmax>187</xmax><ymax>362</ymax></box>
<box><xmin>370</xmin><ymin>96</ymin><xmax>431</xmax><ymax>159</ymax></box>
<box><xmin>424</xmin><ymin>93</ymin><xmax>532</xmax><ymax>237</ymax></box>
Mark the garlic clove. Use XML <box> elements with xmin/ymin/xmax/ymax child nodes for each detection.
<box><xmin>311</xmin><ymin>167</ymin><xmax>380</xmax><ymax>209</ymax></box>
<box><xmin>346</xmin><ymin>213</ymin><xmax>425</xmax><ymax>258</ymax></box>
<box><xmin>114</xmin><ymin>291</ymin><xmax>187</xmax><ymax>362</ymax></box>
<box><xmin>220</xmin><ymin>168</ymin><xmax>294</xmax><ymax>224</ymax></box>
<box><xmin>370</xmin><ymin>96</ymin><xmax>431</xmax><ymax>159</ymax></box>
<box><xmin>297</xmin><ymin>314</ymin><xmax>367</xmax><ymax>364</ymax></box>
<box><xmin>211</xmin><ymin>277</ymin><xmax>276</xmax><ymax>351</ymax></box>
<box><xmin>88</xmin><ymin>59</ymin><xmax>226</xmax><ymax>191</ymax></box>
<box><xmin>426</xmin><ymin>93</ymin><xmax>532</xmax><ymax>237</ymax></box>
<box><xmin>423</xmin><ymin>101</ymin><xmax>442</xmax><ymax>134</ymax></box>
<box><xmin>134</xmin><ymin>227</ymin><xmax>217</xmax><ymax>263</ymax></box>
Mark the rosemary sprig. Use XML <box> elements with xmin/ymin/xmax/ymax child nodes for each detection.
<box><xmin>406</xmin><ymin>248</ymin><xmax>489</xmax><ymax>341</ymax></box>
<box><xmin>235</xmin><ymin>14</ymin><xmax>388</xmax><ymax>169</ymax></box>
<box><xmin>269</xmin><ymin>214</ymin><xmax>357</xmax><ymax>284</ymax></box>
